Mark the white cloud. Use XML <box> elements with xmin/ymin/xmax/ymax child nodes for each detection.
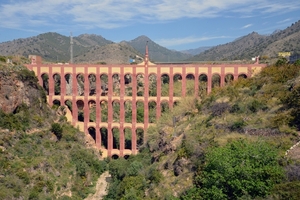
<box><xmin>155</xmin><ymin>35</ymin><xmax>231</xmax><ymax>47</ymax></box>
<box><xmin>0</xmin><ymin>0</ymin><xmax>299</xmax><ymax>30</ymax></box>
<box><xmin>277</xmin><ymin>18</ymin><xmax>291</xmax><ymax>24</ymax></box>
<box><xmin>242</xmin><ymin>24</ymin><xmax>253</xmax><ymax>29</ymax></box>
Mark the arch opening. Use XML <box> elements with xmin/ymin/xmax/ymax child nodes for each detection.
<box><xmin>124</xmin><ymin>73</ymin><xmax>132</xmax><ymax>96</ymax></box>
<box><xmin>100</xmin><ymin>74</ymin><xmax>108</xmax><ymax>96</ymax></box>
<box><xmin>65</xmin><ymin>74</ymin><xmax>72</xmax><ymax>95</ymax></box>
<box><xmin>124</xmin><ymin>128</ymin><xmax>132</xmax><ymax>149</ymax></box>
<box><xmin>136</xmin><ymin>101</ymin><xmax>144</xmax><ymax>123</ymax></box>
<box><xmin>100</xmin><ymin>101</ymin><xmax>108</xmax><ymax>122</ymax></box>
<box><xmin>112</xmin><ymin>128</ymin><xmax>120</xmax><ymax>149</ymax></box>
<box><xmin>88</xmin><ymin>127</ymin><xmax>96</xmax><ymax>143</ymax></box>
<box><xmin>77</xmin><ymin>73</ymin><xmax>85</xmax><ymax>96</ymax></box>
<box><xmin>89</xmin><ymin>74</ymin><xmax>96</xmax><ymax>96</ymax></box>
<box><xmin>148</xmin><ymin>101</ymin><xmax>156</xmax><ymax>123</ymax></box>
<box><xmin>137</xmin><ymin>74</ymin><xmax>144</xmax><ymax>96</ymax></box>
<box><xmin>212</xmin><ymin>74</ymin><xmax>221</xmax><ymax>88</ymax></box>
<box><xmin>112</xmin><ymin>101</ymin><xmax>120</xmax><ymax>122</ymax></box>
<box><xmin>149</xmin><ymin>74</ymin><xmax>157</xmax><ymax>96</ymax></box>
<box><xmin>173</xmin><ymin>74</ymin><xmax>182</xmax><ymax>97</ymax></box>
<box><xmin>198</xmin><ymin>74</ymin><xmax>208</xmax><ymax>97</ymax></box>
<box><xmin>125</xmin><ymin>101</ymin><xmax>132</xmax><ymax>123</ymax></box>
<box><xmin>100</xmin><ymin>127</ymin><xmax>108</xmax><ymax>149</ymax></box>
<box><xmin>53</xmin><ymin>73</ymin><xmax>61</xmax><ymax>95</ymax></box>
<box><xmin>136</xmin><ymin>128</ymin><xmax>144</xmax><ymax>148</ymax></box>
<box><xmin>41</xmin><ymin>73</ymin><xmax>49</xmax><ymax>95</ymax></box>
<box><xmin>161</xmin><ymin>74</ymin><xmax>169</xmax><ymax>96</ymax></box>
<box><xmin>186</xmin><ymin>74</ymin><xmax>195</xmax><ymax>96</ymax></box>
<box><xmin>112</xmin><ymin>74</ymin><xmax>120</xmax><ymax>96</ymax></box>
<box><xmin>76</xmin><ymin>100</ymin><xmax>84</xmax><ymax>122</ymax></box>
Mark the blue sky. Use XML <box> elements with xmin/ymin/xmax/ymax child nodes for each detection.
<box><xmin>0</xmin><ymin>0</ymin><xmax>299</xmax><ymax>51</ymax></box>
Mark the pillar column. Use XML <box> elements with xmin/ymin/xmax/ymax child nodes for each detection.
<box><xmin>182</xmin><ymin>66</ymin><xmax>186</xmax><ymax>96</ymax></box>
<box><xmin>207</xmin><ymin>66</ymin><xmax>212</xmax><ymax>93</ymax></box>
<box><xmin>96</xmin><ymin>67</ymin><xmax>101</xmax><ymax>149</ymax></box>
<box><xmin>132</xmin><ymin>68</ymin><xmax>137</xmax><ymax>154</ymax></box>
<box><xmin>220</xmin><ymin>65</ymin><xmax>225</xmax><ymax>87</ymax></box>
<box><xmin>194</xmin><ymin>66</ymin><xmax>199</xmax><ymax>97</ymax></box>
<box><xmin>48</xmin><ymin>66</ymin><xmax>54</xmax><ymax>106</ymax></box>
<box><xmin>72</xmin><ymin>65</ymin><xmax>77</xmax><ymax>125</ymax></box>
<box><xmin>107</xmin><ymin>69</ymin><xmax>113</xmax><ymax>156</ymax></box>
<box><xmin>119</xmin><ymin>67</ymin><xmax>125</xmax><ymax>156</ymax></box>
<box><xmin>60</xmin><ymin>66</ymin><xmax>65</xmax><ymax>105</ymax></box>
<box><xmin>144</xmin><ymin>66</ymin><xmax>149</xmax><ymax>130</ymax></box>
<box><xmin>234</xmin><ymin>65</ymin><xmax>239</xmax><ymax>81</ymax></box>
<box><xmin>169</xmin><ymin>68</ymin><xmax>174</xmax><ymax>109</ymax></box>
<box><xmin>156</xmin><ymin>68</ymin><xmax>161</xmax><ymax>119</ymax></box>
<box><xmin>84</xmin><ymin>69</ymin><xmax>89</xmax><ymax>134</ymax></box>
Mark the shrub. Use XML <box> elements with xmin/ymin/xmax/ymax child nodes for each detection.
<box><xmin>192</xmin><ymin>139</ymin><xmax>284</xmax><ymax>199</ymax></box>
<box><xmin>51</xmin><ymin>123</ymin><xmax>63</xmax><ymax>140</ymax></box>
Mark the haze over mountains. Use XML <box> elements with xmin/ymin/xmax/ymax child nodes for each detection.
<box><xmin>0</xmin><ymin>20</ymin><xmax>299</xmax><ymax>64</ymax></box>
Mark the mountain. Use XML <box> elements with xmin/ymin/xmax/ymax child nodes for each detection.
<box><xmin>181</xmin><ymin>46</ymin><xmax>212</xmax><ymax>55</ymax></box>
<box><xmin>123</xmin><ymin>35</ymin><xmax>192</xmax><ymax>62</ymax></box>
<box><xmin>0</xmin><ymin>33</ymin><xmax>191</xmax><ymax>64</ymax></box>
<box><xmin>0</xmin><ymin>32</ymin><xmax>114</xmax><ymax>63</ymax></box>
<box><xmin>189</xmin><ymin>20</ymin><xmax>300</xmax><ymax>61</ymax></box>
<box><xmin>74</xmin><ymin>42</ymin><xmax>143</xmax><ymax>64</ymax></box>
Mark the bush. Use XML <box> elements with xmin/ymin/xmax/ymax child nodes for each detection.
<box><xmin>191</xmin><ymin>139</ymin><xmax>284</xmax><ymax>199</ymax></box>
<box><xmin>51</xmin><ymin>123</ymin><xmax>63</xmax><ymax>140</ymax></box>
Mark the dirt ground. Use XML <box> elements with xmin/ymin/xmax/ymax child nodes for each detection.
<box><xmin>85</xmin><ymin>171</ymin><xmax>111</xmax><ymax>200</ymax></box>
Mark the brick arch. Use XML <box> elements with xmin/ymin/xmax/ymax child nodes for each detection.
<box><xmin>186</xmin><ymin>73</ymin><xmax>195</xmax><ymax>96</ymax></box>
<box><xmin>198</xmin><ymin>73</ymin><xmax>208</xmax><ymax>97</ymax></box>
<box><xmin>52</xmin><ymin>99</ymin><xmax>61</xmax><ymax>107</ymax></box>
<box><xmin>173</xmin><ymin>73</ymin><xmax>182</xmax><ymax>97</ymax></box>
<box><xmin>161</xmin><ymin>73</ymin><xmax>170</xmax><ymax>96</ymax></box>
<box><xmin>212</xmin><ymin>73</ymin><xmax>221</xmax><ymax>89</ymax></box>
<box><xmin>225</xmin><ymin>73</ymin><xmax>234</xmax><ymax>85</ymax></box>
<box><xmin>238</xmin><ymin>73</ymin><xmax>248</xmax><ymax>79</ymax></box>
<box><xmin>53</xmin><ymin>73</ymin><xmax>61</xmax><ymax>95</ymax></box>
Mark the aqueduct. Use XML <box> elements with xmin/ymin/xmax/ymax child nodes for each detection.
<box><xmin>25</xmin><ymin>47</ymin><xmax>266</xmax><ymax>157</ymax></box>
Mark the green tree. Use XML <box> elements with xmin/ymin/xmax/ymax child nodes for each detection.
<box><xmin>51</xmin><ymin>123</ymin><xmax>63</xmax><ymax>140</ymax></box>
<box><xmin>187</xmin><ymin>139</ymin><xmax>284</xmax><ymax>199</ymax></box>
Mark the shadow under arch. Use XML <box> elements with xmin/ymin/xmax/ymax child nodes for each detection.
<box><xmin>88</xmin><ymin>127</ymin><xmax>96</xmax><ymax>143</ymax></box>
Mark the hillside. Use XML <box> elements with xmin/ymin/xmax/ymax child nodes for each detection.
<box><xmin>103</xmin><ymin>58</ymin><xmax>300</xmax><ymax>199</ymax></box>
<box><xmin>124</xmin><ymin>35</ymin><xmax>192</xmax><ymax>62</ymax></box>
<box><xmin>190</xmin><ymin>20</ymin><xmax>300</xmax><ymax>61</ymax></box>
<box><xmin>0</xmin><ymin>57</ymin><xmax>107</xmax><ymax>199</ymax></box>
<box><xmin>74</xmin><ymin>42</ymin><xmax>143</xmax><ymax>64</ymax></box>
<box><xmin>0</xmin><ymin>32</ymin><xmax>113</xmax><ymax>63</ymax></box>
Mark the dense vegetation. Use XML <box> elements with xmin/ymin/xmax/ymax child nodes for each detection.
<box><xmin>0</xmin><ymin>58</ymin><xmax>107</xmax><ymax>199</ymax></box>
<box><xmin>104</xmin><ymin>58</ymin><xmax>300</xmax><ymax>199</ymax></box>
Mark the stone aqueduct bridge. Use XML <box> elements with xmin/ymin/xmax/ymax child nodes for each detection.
<box><xmin>25</xmin><ymin>53</ymin><xmax>266</xmax><ymax>157</ymax></box>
